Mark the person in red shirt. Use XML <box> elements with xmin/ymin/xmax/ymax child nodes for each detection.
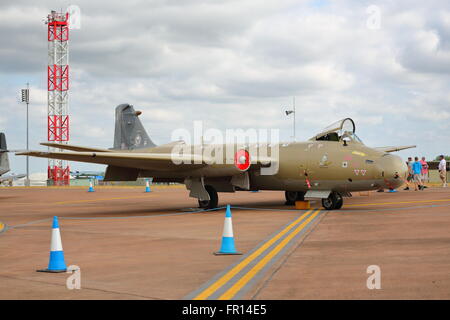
<box><xmin>420</xmin><ymin>156</ymin><xmax>429</xmax><ymax>187</ymax></box>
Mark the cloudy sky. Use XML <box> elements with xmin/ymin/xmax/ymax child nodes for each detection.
<box><xmin>1</xmin><ymin>0</ymin><xmax>449</xmax><ymax>174</ymax></box>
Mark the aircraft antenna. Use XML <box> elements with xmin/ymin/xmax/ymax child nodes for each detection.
<box><xmin>293</xmin><ymin>96</ymin><xmax>296</xmax><ymax>141</ymax></box>
<box><xmin>284</xmin><ymin>96</ymin><xmax>296</xmax><ymax>141</ymax></box>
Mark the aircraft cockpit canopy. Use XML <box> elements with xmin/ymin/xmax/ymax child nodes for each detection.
<box><xmin>310</xmin><ymin>118</ymin><xmax>363</xmax><ymax>144</ymax></box>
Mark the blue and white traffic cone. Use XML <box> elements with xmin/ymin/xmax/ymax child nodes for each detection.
<box><xmin>145</xmin><ymin>179</ymin><xmax>151</xmax><ymax>193</ymax></box>
<box><xmin>37</xmin><ymin>216</ymin><xmax>67</xmax><ymax>273</ymax></box>
<box><xmin>214</xmin><ymin>205</ymin><xmax>242</xmax><ymax>255</ymax></box>
<box><xmin>88</xmin><ymin>179</ymin><xmax>95</xmax><ymax>192</ymax></box>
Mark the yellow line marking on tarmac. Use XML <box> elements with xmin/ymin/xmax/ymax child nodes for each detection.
<box><xmin>193</xmin><ymin>209</ymin><xmax>314</xmax><ymax>300</ymax></box>
<box><xmin>345</xmin><ymin>198</ymin><xmax>450</xmax><ymax>207</ymax></box>
<box><xmin>218</xmin><ymin>209</ymin><xmax>321</xmax><ymax>300</ymax></box>
<box><xmin>54</xmin><ymin>195</ymin><xmax>157</xmax><ymax>205</ymax></box>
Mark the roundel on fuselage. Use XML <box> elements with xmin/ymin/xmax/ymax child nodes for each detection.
<box><xmin>234</xmin><ymin>149</ymin><xmax>251</xmax><ymax>171</ymax></box>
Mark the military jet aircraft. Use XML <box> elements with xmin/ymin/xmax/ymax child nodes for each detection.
<box><xmin>0</xmin><ymin>133</ymin><xmax>11</xmax><ymax>179</ymax></box>
<box><xmin>0</xmin><ymin>173</ymin><xmax>27</xmax><ymax>186</ymax></box>
<box><xmin>0</xmin><ymin>133</ymin><xmax>27</xmax><ymax>186</ymax></box>
<box><xmin>18</xmin><ymin>104</ymin><xmax>414</xmax><ymax>210</ymax></box>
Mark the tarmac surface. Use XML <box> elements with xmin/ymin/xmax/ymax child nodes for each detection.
<box><xmin>1</xmin><ymin>185</ymin><xmax>449</xmax><ymax>299</ymax></box>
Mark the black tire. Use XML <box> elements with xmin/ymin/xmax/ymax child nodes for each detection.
<box><xmin>321</xmin><ymin>192</ymin><xmax>343</xmax><ymax>210</ymax></box>
<box><xmin>285</xmin><ymin>191</ymin><xmax>297</xmax><ymax>205</ymax></box>
<box><xmin>198</xmin><ymin>185</ymin><xmax>218</xmax><ymax>209</ymax></box>
<box><xmin>334</xmin><ymin>193</ymin><xmax>343</xmax><ymax>209</ymax></box>
<box><xmin>284</xmin><ymin>191</ymin><xmax>306</xmax><ymax>205</ymax></box>
<box><xmin>321</xmin><ymin>196</ymin><xmax>335</xmax><ymax>210</ymax></box>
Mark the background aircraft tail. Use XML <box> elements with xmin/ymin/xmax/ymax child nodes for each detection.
<box><xmin>113</xmin><ymin>104</ymin><xmax>156</xmax><ymax>150</ymax></box>
<box><xmin>0</xmin><ymin>133</ymin><xmax>10</xmax><ymax>175</ymax></box>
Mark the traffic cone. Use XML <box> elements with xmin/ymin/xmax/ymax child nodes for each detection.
<box><xmin>88</xmin><ymin>179</ymin><xmax>95</xmax><ymax>192</ymax></box>
<box><xmin>37</xmin><ymin>216</ymin><xmax>67</xmax><ymax>273</ymax></box>
<box><xmin>145</xmin><ymin>179</ymin><xmax>151</xmax><ymax>193</ymax></box>
<box><xmin>214</xmin><ymin>205</ymin><xmax>242</xmax><ymax>255</ymax></box>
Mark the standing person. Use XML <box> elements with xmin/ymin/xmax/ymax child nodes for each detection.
<box><xmin>404</xmin><ymin>157</ymin><xmax>413</xmax><ymax>190</ymax></box>
<box><xmin>438</xmin><ymin>155</ymin><xmax>447</xmax><ymax>188</ymax></box>
<box><xmin>412</xmin><ymin>157</ymin><xmax>423</xmax><ymax>191</ymax></box>
<box><xmin>420</xmin><ymin>156</ymin><xmax>429</xmax><ymax>188</ymax></box>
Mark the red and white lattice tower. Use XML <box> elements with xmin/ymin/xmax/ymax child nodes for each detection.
<box><xmin>46</xmin><ymin>11</ymin><xmax>70</xmax><ymax>185</ymax></box>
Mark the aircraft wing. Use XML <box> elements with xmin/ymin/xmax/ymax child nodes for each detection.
<box><xmin>17</xmin><ymin>150</ymin><xmax>210</xmax><ymax>171</ymax></box>
<box><xmin>17</xmin><ymin>150</ymin><xmax>276</xmax><ymax>173</ymax></box>
<box><xmin>375</xmin><ymin>145</ymin><xmax>416</xmax><ymax>153</ymax></box>
<box><xmin>40</xmin><ymin>142</ymin><xmax>112</xmax><ymax>153</ymax></box>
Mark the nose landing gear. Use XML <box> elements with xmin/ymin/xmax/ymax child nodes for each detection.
<box><xmin>321</xmin><ymin>191</ymin><xmax>343</xmax><ymax>210</ymax></box>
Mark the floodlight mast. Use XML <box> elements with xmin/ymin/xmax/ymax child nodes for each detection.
<box><xmin>21</xmin><ymin>84</ymin><xmax>30</xmax><ymax>186</ymax></box>
<box><xmin>45</xmin><ymin>10</ymin><xmax>70</xmax><ymax>185</ymax></box>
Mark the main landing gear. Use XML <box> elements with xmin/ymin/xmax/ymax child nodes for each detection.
<box><xmin>198</xmin><ymin>185</ymin><xmax>218</xmax><ymax>209</ymax></box>
<box><xmin>321</xmin><ymin>191</ymin><xmax>343</xmax><ymax>210</ymax></box>
<box><xmin>284</xmin><ymin>191</ymin><xmax>305</xmax><ymax>205</ymax></box>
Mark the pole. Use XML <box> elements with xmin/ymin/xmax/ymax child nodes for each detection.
<box><xmin>26</xmin><ymin>83</ymin><xmax>30</xmax><ymax>187</ymax></box>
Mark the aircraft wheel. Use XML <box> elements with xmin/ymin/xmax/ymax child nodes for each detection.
<box><xmin>321</xmin><ymin>192</ymin><xmax>343</xmax><ymax>210</ymax></box>
<box><xmin>334</xmin><ymin>193</ymin><xmax>343</xmax><ymax>209</ymax></box>
<box><xmin>321</xmin><ymin>197</ymin><xmax>334</xmax><ymax>210</ymax></box>
<box><xmin>296</xmin><ymin>191</ymin><xmax>305</xmax><ymax>201</ymax></box>
<box><xmin>285</xmin><ymin>191</ymin><xmax>297</xmax><ymax>205</ymax></box>
<box><xmin>198</xmin><ymin>185</ymin><xmax>218</xmax><ymax>209</ymax></box>
<box><xmin>284</xmin><ymin>191</ymin><xmax>306</xmax><ymax>205</ymax></box>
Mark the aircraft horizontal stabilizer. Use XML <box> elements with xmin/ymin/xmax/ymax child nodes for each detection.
<box><xmin>40</xmin><ymin>142</ymin><xmax>112</xmax><ymax>153</ymax></box>
<box><xmin>375</xmin><ymin>145</ymin><xmax>416</xmax><ymax>153</ymax></box>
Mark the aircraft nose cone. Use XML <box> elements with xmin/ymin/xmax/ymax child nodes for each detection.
<box><xmin>381</xmin><ymin>154</ymin><xmax>407</xmax><ymax>189</ymax></box>
<box><xmin>398</xmin><ymin>160</ymin><xmax>408</xmax><ymax>179</ymax></box>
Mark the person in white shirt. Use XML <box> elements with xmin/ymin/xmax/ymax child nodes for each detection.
<box><xmin>438</xmin><ymin>155</ymin><xmax>447</xmax><ymax>187</ymax></box>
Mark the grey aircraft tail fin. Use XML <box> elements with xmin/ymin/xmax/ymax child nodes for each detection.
<box><xmin>0</xmin><ymin>133</ymin><xmax>10</xmax><ymax>175</ymax></box>
<box><xmin>113</xmin><ymin>104</ymin><xmax>156</xmax><ymax>150</ymax></box>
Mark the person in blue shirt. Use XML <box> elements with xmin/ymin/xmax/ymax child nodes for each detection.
<box><xmin>412</xmin><ymin>157</ymin><xmax>423</xmax><ymax>191</ymax></box>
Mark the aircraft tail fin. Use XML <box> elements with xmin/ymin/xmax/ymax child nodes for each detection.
<box><xmin>0</xmin><ymin>133</ymin><xmax>10</xmax><ymax>175</ymax></box>
<box><xmin>113</xmin><ymin>104</ymin><xmax>156</xmax><ymax>150</ymax></box>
